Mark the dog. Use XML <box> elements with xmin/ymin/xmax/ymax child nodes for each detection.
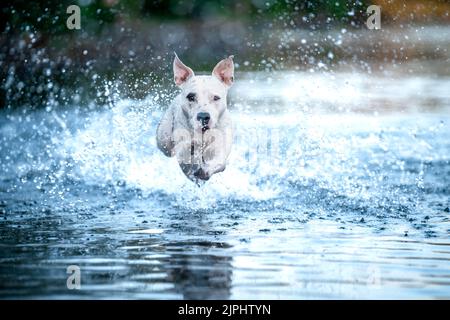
<box><xmin>156</xmin><ymin>53</ymin><xmax>234</xmax><ymax>182</ymax></box>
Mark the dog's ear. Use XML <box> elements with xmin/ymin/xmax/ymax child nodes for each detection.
<box><xmin>173</xmin><ymin>53</ymin><xmax>194</xmax><ymax>86</ymax></box>
<box><xmin>212</xmin><ymin>55</ymin><xmax>234</xmax><ymax>87</ymax></box>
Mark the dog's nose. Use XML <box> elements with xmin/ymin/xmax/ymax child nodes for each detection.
<box><xmin>196</xmin><ymin>112</ymin><xmax>210</xmax><ymax>125</ymax></box>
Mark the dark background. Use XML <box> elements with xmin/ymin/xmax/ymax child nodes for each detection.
<box><xmin>1</xmin><ymin>0</ymin><xmax>449</xmax><ymax>109</ymax></box>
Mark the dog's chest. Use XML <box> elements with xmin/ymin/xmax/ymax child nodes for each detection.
<box><xmin>190</xmin><ymin>134</ymin><xmax>212</xmax><ymax>160</ymax></box>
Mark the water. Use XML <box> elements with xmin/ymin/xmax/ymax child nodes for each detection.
<box><xmin>1</xmin><ymin>71</ymin><xmax>450</xmax><ymax>299</ymax></box>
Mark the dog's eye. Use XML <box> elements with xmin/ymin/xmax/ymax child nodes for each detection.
<box><xmin>213</xmin><ymin>95</ymin><xmax>221</xmax><ymax>101</ymax></box>
<box><xmin>186</xmin><ymin>93</ymin><xmax>196</xmax><ymax>102</ymax></box>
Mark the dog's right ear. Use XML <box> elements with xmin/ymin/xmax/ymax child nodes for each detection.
<box><xmin>173</xmin><ymin>53</ymin><xmax>194</xmax><ymax>86</ymax></box>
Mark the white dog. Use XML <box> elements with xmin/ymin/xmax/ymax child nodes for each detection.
<box><xmin>156</xmin><ymin>53</ymin><xmax>234</xmax><ymax>182</ymax></box>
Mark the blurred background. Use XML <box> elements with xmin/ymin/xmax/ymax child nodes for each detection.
<box><xmin>1</xmin><ymin>0</ymin><xmax>449</xmax><ymax>109</ymax></box>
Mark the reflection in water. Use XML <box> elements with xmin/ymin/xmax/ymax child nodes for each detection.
<box><xmin>165</xmin><ymin>242</ymin><xmax>232</xmax><ymax>299</ymax></box>
<box><xmin>123</xmin><ymin>237</ymin><xmax>233</xmax><ymax>300</ymax></box>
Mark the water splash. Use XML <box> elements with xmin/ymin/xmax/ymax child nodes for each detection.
<box><xmin>0</xmin><ymin>72</ymin><xmax>449</xmax><ymax>216</ymax></box>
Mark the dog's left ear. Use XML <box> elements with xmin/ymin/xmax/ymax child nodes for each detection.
<box><xmin>212</xmin><ymin>55</ymin><xmax>234</xmax><ymax>87</ymax></box>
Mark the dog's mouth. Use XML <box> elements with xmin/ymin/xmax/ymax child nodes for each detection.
<box><xmin>201</xmin><ymin>125</ymin><xmax>210</xmax><ymax>133</ymax></box>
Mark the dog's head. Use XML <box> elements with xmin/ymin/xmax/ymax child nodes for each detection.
<box><xmin>173</xmin><ymin>53</ymin><xmax>234</xmax><ymax>133</ymax></box>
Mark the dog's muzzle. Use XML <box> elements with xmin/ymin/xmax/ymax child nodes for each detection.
<box><xmin>196</xmin><ymin>112</ymin><xmax>210</xmax><ymax>132</ymax></box>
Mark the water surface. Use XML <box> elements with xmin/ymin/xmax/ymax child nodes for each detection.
<box><xmin>1</xmin><ymin>71</ymin><xmax>449</xmax><ymax>299</ymax></box>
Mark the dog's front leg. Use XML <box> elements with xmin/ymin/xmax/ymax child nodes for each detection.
<box><xmin>194</xmin><ymin>128</ymin><xmax>231</xmax><ymax>180</ymax></box>
<box><xmin>156</xmin><ymin>106</ymin><xmax>175</xmax><ymax>157</ymax></box>
<box><xmin>194</xmin><ymin>158</ymin><xmax>226</xmax><ymax>181</ymax></box>
<box><xmin>173</xmin><ymin>129</ymin><xmax>204</xmax><ymax>180</ymax></box>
